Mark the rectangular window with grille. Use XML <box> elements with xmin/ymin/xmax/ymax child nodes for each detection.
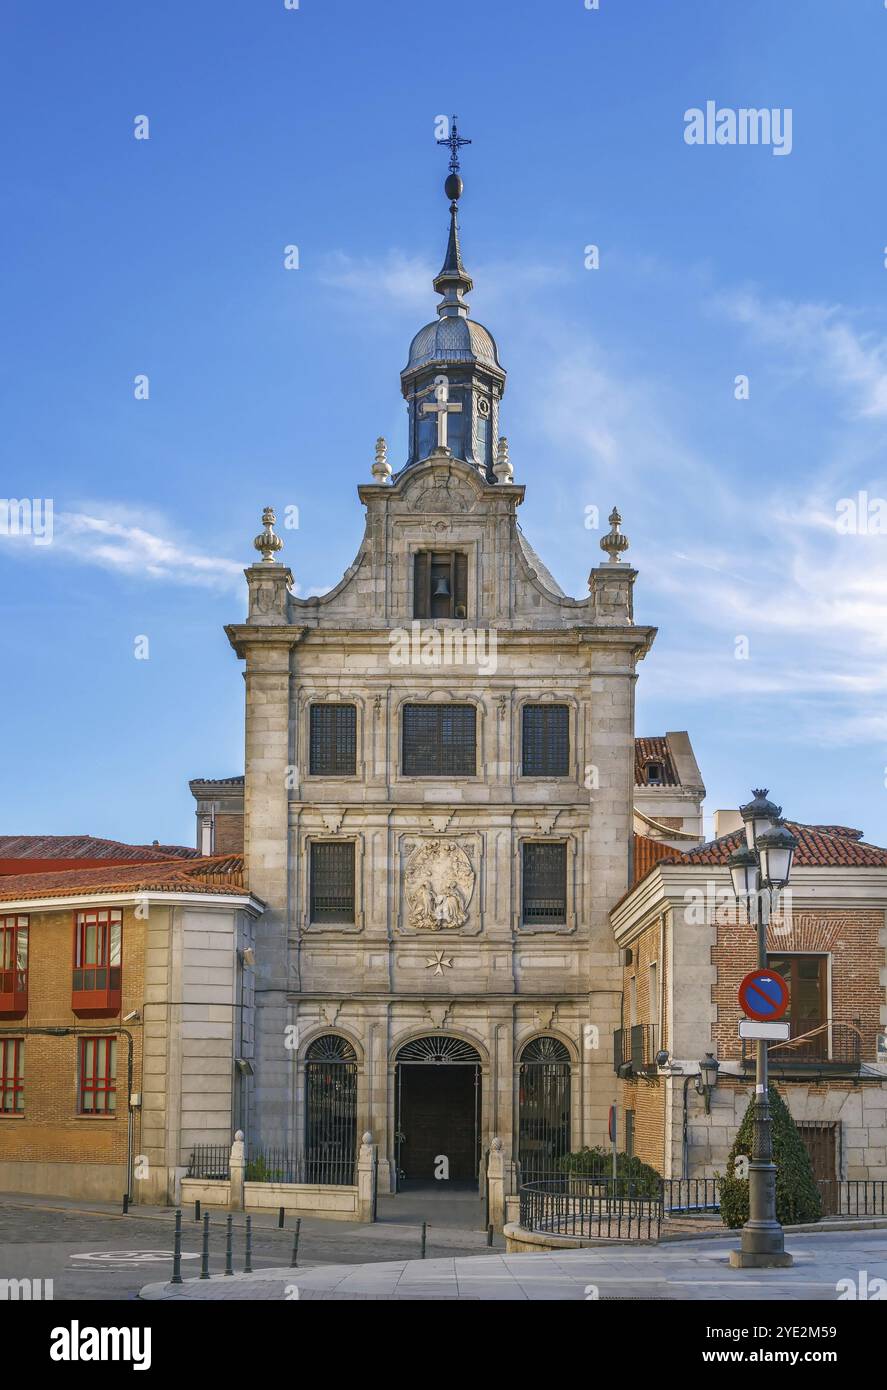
<box><xmin>522</xmin><ymin>704</ymin><xmax>569</xmax><ymax>776</ymax></box>
<box><xmin>0</xmin><ymin>1037</ymin><xmax>24</xmax><ymax>1114</ymax></box>
<box><xmin>402</xmin><ymin>703</ymin><xmax>476</xmax><ymax>776</ymax></box>
<box><xmin>309</xmin><ymin>703</ymin><xmax>357</xmax><ymax>776</ymax></box>
<box><xmin>522</xmin><ymin>842</ymin><xmax>567</xmax><ymax>924</ymax></box>
<box><xmin>78</xmin><ymin>1036</ymin><xmax>117</xmax><ymax>1114</ymax></box>
<box><xmin>310</xmin><ymin>842</ymin><xmax>356</xmax><ymax>923</ymax></box>
<box><xmin>413</xmin><ymin>551</ymin><xmax>468</xmax><ymax>620</ymax></box>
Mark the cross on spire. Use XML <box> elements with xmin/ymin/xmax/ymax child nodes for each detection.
<box><xmin>437</xmin><ymin>114</ymin><xmax>471</xmax><ymax>175</ymax></box>
<box><xmin>421</xmin><ymin>373</ymin><xmax>462</xmax><ymax>453</ymax></box>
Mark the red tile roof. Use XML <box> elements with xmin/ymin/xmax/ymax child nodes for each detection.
<box><xmin>633</xmin><ymin>833</ymin><xmax>685</xmax><ymax>885</ymax></box>
<box><xmin>0</xmin><ymin>855</ymin><xmax>249</xmax><ymax>903</ymax></box>
<box><xmin>0</xmin><ymin>834</ymin><xmax>198</xmax><ymax>866</ymax></box>
<box><xmin>662</xmin><ymin>824</ymin><xmax>887</xmax><ymax>869</ymax></box>
<box><xmin>634</xmin><ymin>737</ymin><xmax>679</xmax><ymax>787</ymax></box>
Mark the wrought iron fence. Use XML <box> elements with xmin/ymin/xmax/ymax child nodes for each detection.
<box><xmin>246</xmin><ymin>1145</ymin><xmax>356</xmax><ymax>1186</ymax></box>
<box><xmin>519</xmin><ymin>1177</ymin><xmax>662</xmax><ymax>1241</ymax></box>
<box><xmin>186</xmin><ymin>1145</ymin><xmax>230</xmax><ymax>1180</ymax></box>
<box><xmin>818</xmin><ymin>1179</ymin><xmax>887</xmax><ymax>1218</ymax></box>
<box><xmin>662</xmin><ymin>1178</ymin><xmax>721</xmax><ymax>1214</ymax></box>
<box><xmin>741</xmin><ymin>1020</ymin><xmax>862</xmax><ymax>1072</ymax></box>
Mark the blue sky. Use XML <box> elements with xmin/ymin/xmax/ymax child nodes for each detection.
<box><xmin>2</xmin><ymin>0</ymin><xmax>887</xmax><ymax>847</ymax></box>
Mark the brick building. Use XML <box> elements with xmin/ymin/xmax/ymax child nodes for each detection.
<box><xmin>610</xmin><ymin>819</ymin><xmax>887</xmax><ymax>1192</ymax></box>
<box><xmin>0</xmin><ymin>853</ymin><xmax>262</xmax><ymax>1202</ymax></box>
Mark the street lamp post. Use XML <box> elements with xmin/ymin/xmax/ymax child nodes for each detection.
<box><xmin>727</xmin><ymin>789</ymin><xmax>797</xmax><ymax>1270</ymax></box>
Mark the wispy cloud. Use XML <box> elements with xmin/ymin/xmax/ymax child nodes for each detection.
<box><xmin>717</xmin><ymin>290</ymin><xmax>887</xmax><ymax>419</ymax></box>
<box><xmin>2</xmin><ymin>504</ymin><xmax>246</xmax><ymax>593</ymax></box>
<box><xmin>319</xmin><ymin>249</ymin><xmax>567</xmax><ymax>315</ymax></box>
<box><xmin>318</xmin><ymin>250</ymin><xmax>433</xmax><ymax>312</ymax></box>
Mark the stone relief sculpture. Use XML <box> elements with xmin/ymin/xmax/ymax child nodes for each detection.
<box><xmin>405</xmin><ymin>839</ymin><xmax>474</xmax><ymax>931</ymax></box>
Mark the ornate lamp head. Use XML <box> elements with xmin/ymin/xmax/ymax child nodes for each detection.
<box><xmin>253</xmin><ymin>506</ymin><xmax>283</xmax><ymax>563</ymax></box>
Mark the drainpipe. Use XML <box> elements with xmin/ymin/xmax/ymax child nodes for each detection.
<box><xmin>682</xmin><ymin>1074</ymin><xmax>692</xmax><ymax>1180</ymax></box>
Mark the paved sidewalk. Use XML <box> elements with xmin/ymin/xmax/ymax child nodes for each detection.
<box><xmin>140</xmin><ymin>1228</ymin><xmax>887</xmax><ymax>1301</ymax></box>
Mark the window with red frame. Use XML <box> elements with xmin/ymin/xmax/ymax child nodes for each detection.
<box><xmin>78</xmin><ymin>1036</ymin><xmax>117</xmax><ymax>1114</ymax></box>
<box><xmin>0</xmin><ymin>915</ymin><xmax>28</xmax><ymax>1015</ymax></box>
<box><xmin>73</xmin><ymin>909</ymin><xmax>122</xmax><ymax>992</ymax></box>
<box><xmin>0</xmin><ymin>1037</ymin><xmax>24</xmax><ymax>1114</ymax></box>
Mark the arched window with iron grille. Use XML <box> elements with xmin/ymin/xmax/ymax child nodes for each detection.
<box><xmin>305</xmin><ymin>1034</ymin><xmax>358</xmax><ymax>1184</ymax></box>
<box><xmin>517</xmin><ymin>1036</ymin><xmax>572</xmax><ymax>1183</ymax></box>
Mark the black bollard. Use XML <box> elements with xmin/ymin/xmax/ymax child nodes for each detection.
<box><xmin>225</xmin><ymin>1214</ymin><xmax>233</xmax><ymax>1276</ymax></box>
<box><xmin>290</xmin><ymin>1217</ymin><xmax>301</xmax><ymax>1268</ymax></box>
<box><xmin>420</xmin><ymin>1220</ymin><xmax>427</xmax><ymax>1259</ymax></box>
<box><xmin>200</xmin><ymin>1212</ymin><xmax>211</xmax><ymax>1279</ymax></box>
<box><xmin>244</xmin><ymin>1214</ymin><xmax>253</xmax><ymax>1274</ymax></box>
<box><xmin>487</xmin><ymin>1224</ymin><xmax>493</xmax><ymax>1247</ymax></box>
<box><xmin>194</xmin><ymin>1198</ymin><xmax>201</xmax><ymax>1222</ymax></box>
<box><xmin>171</xmin><ymin>1209</ymin><xmax>183</xmax><ymax>1285</ymax></box>
<box><xmin>122</xmin><ymin>1192</ymin><xmax>129</xmax><ymax>1215</ymax></box>
<box><xmin>278</xmin><ymin>1205</ymin><xmax>285</xmax><ymax>1229</ymax></box>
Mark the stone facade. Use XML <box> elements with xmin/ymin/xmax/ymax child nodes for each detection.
<box><xmin>227</xmin><ymin>455</ymin><xmax>655</xmax><ymax>1190</ymax></box>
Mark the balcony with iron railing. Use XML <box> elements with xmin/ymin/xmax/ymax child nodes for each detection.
<box><xmin>741</xmin><ymin>1019</ymin><xmax>862</xmax><ymax>1076</ymax></box>
<box><xmin>614</xmin><ymin>1024</ymin><xmax>658</xmax><ymax>1076</ymax></box>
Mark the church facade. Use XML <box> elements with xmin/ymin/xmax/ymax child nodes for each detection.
<box><xmin>225</xmin><ymin>153</ymin><xmax>656</xmax><ymax>1193</ymax></box>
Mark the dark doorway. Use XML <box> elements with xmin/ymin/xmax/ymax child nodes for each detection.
<box><xmin>394</xmin><ymin>1035</ymin><xmax>481</xmax><ymax>1189</ymax></box>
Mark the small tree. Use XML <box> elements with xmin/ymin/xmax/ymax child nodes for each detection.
<box><xmin>718</xmin><ymin>1084</ymin><xmax>822</xmax><ymax>1228</ymax></box>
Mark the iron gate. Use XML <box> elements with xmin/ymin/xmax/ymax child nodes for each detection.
<box><xmin>518</xmin><ymin>1037</ymin><xmax>572</xmax><ymax>1183</ymax></box>
<box><xmin>305</xmin><ymin>1034</ymin><xmax>357</xmax><ymax>1184</ymax></box>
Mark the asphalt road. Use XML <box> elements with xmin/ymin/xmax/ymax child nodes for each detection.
<box><xmin>0</xmin><ymin>1198</ymin><xmax>498</xmax><ymax>1302</ymax></box>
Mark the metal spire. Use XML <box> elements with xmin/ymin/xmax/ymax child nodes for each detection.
<box><xmin>436</xmin><ymin>114</ymin><xmax>472</xmax><ymax>176</ymax></box>
<box><xmin>434</xmin><ymin>115</ymin><xmax>473</xmax><ymax>318</ymax></box>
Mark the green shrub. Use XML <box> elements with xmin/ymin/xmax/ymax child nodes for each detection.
<box><xmin>244</xmin><ymin>1155</ymin><xmax>285</xmax><ymax>1184</ymax></box>
<box><xmin>557</xmin><ymin>1146</ymin><xmax>662</xmax><ymax>1197</ymax></box>
<box><xmin>718</xmin><ymin>1085</ymin><xmax>822</xmax><ymax>1228</ymax></box>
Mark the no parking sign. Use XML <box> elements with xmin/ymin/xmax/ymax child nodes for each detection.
<box><xmin>738</xmin><ymin>969</ymin><xmax>789</xmax><ymax>1022</ymax></box>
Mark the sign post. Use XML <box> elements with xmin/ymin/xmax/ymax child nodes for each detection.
<box><xmin>730</xmin><ymin>960</ymin><xmax>793</xmax><ymax>1268</ymax></box>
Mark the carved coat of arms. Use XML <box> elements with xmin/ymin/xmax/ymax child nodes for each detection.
<box><xmin>405</xmin><ymin>839</ymin><xmax>474</xmax><ymax>932</ymax></box>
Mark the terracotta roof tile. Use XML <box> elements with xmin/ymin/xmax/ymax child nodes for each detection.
<box><xmin>661</xmin><ymin>823</ymin><xmax>887</xmax><ymax>869</ymax></box>
<box><xmin>0</xmin><ymin>834</ymin><xmax>198</xmax><ymax>862</ymax></box>
<box><xmin>633</xmin><ymin>833</ymin><xmax>687</xmax><ymax>885</ymax></box>
<box><xmin>0</xmin><ymin>855</ymin><xmax>249</xmax><ymax>903</ymax></box>
<box><xmin>634</xmin><ymin>737</ymin><xmax>679</xmax><ymax>787</ymax></box>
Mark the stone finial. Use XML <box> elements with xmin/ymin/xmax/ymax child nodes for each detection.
<box><xmin>600</xmin><ymin>506</ymin><xmax>629</xmax><ymax>564</ymax></box>
<box><xmin>491</xmin><ymin>1136</ymin><xmax>504</xmax><ymax>1153</ymax></box>
<box><xmin>372</xmin><ymin>436</ymin><xmax>392</xmax><ymax>482</ymax></box>
<box><xmin>234</xmin><ymin>1130</ymin><xmax>244</xmax><ymax>1142</ymax></box>
<box><xmin>361</xmin><ymin>1131</ymin><xmax>373</xmax><ymax>1146</ymax></box>
<box><xmin>253</xmin><ymin>506</ymin><xmax>283</xmax><ymax>563</ymax></box>
<box><xmin>493</xmin><ymin>436</ymin><xmax>513</xmax><ymax>482</ymax></box>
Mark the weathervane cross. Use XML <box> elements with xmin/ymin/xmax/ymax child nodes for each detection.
<box><xmin>437</xmin><ymin>114</ymin><xmax>471</xmax><ymax>174</ymax></box>
<box><xmin>421</xmin><ymin>374</ymin><xmax>462</xmax><ymax>452</ymax></box>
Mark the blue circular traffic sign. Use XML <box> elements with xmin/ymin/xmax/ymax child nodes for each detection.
<box><xmin>738</xmin><ymin>969</ymin><xmax>789</xmax><ymax>1022</ymax></box>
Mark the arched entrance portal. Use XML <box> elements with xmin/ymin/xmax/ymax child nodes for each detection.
<box><xmin>395</xmin><ymin>1035</ymin><xmax>481</xmax><ymax>1190</ymax></box>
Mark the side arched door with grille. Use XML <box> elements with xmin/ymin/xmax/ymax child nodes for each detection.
<box><xmin>305</xmin><ymin>1034</ymin><xmax>358</xmax><ymax>1184</ymax></box>
<box><xmin>517</xmin><ymin>1037</ymin><xmax>572</xmax><ymax>1184</ymax></box>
